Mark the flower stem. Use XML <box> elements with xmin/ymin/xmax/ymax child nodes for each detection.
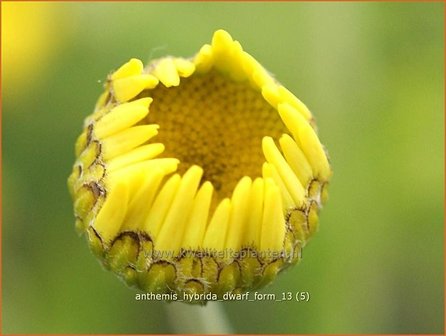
<box><xmin>165</xmin><ymin>301</ymin><xmax>233</xmax><ymax>334</ymax></box>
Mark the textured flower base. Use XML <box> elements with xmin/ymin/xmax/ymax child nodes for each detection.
<box><xmin>68</xmin><ymin>30</ymin><xmax>331</xmax><ymax>304</ymax></box>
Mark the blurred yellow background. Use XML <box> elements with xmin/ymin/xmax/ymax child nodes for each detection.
<box><xmin>2</xmin><ymin>2</ymin><xmax>444</xmax><ymax>334</ymax></box>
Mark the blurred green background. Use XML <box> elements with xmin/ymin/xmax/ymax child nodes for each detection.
<box><xmin>2</xmin><ymin>2</ymin><xmax>444</xmax><ymax>334</ymax></box>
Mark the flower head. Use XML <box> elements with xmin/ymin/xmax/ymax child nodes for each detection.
<box><xmin>68</xmin><ymin>29</ymin><xmax>332</xmax><ymax>304</ymax></box>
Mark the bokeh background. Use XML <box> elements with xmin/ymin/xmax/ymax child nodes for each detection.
<box><xmin>2</xmin><ymin>2</ymin><xmax>444</xmax><ymax>334</ymax></box>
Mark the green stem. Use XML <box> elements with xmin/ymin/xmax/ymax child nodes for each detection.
<box><xmin>165</xmin><ymin>301</ymin><xmax>233</xmax><ymax>334</ymax></box>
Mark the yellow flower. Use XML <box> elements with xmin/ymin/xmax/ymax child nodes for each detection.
<box><xmin>68</xmin><ymin>29</ymin><xmax>332</xmax><ymax>304</ymax></box>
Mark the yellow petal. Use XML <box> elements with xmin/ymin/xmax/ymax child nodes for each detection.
<box><xmin>194</xmin><ymin>44</ymin><xmax>213</xmax><ymax>73</ymax></box>
<box><xmin>278</xmin><ymin>103</ymin><xmax>331</xmax><ymax>180</ymax></box>
<box><xmin>182</xmin><ymin>181</ymin><xmax>214</xmax><ymax>249</ymax></box>
<box><xmin>245</xmin><ymin>177</ymin><xmax>264</xmax><ymax>248</ymax></box>
<box><xmin>174</xmin><ymin>58</ymin><xmax>195</xmax><ymax>78</ymax></box>
<box><xmin>279</xmin><ymin>133</ymin><xmax>313</xmax><ymax>187</ymax></box>
<box><xmin>112</xmin><ymin>74</ymin><xmax>158</xmax><ymax>102</ymax></box>
<box><xmin>101</xmin><ymin>125</ymin><xmax>159</xmax><ymax>161</ymax></box>
<box><xmin>211</xmin><ymin>29</ymin><xmax>234</xmax><ymax>63</ymax></box>
<box><xmin>156</xmin><ymin>166</ymin><xmax>203</xmax><ymax>255</ymax></box>
<box><xmin>211</xmin><ymin>29</ymin><xmax>241</xmax><ymax>77</ymax></box>
<box><xmin>151</xmin><ymin>58</ymin><xmax>180</xmax><ymax>87</ymax></box>
<box><xmin>111</xmin><ymin>58</ymin><xmax>144</xmax><ymax>80</ymax></box>
<box><xmin>240</xmin><ymin>52</ymin><xmax>258</xmax><ymax>78</ymax></box>
<box><xmin>262</xmin><ymin>162</ymin><xmax>294</xmax><ymax>211</ymax></box>
<box><xmin>225</xmin><ymin>176</ymin><xmax>252</xmax><ymax>253</ymax></box>
<box><xmin>121</xmin><ymin>169</ymin><xmax>165</xmax><ymax>231</ymax></box>
<box><xmin>202</xmin><ymin>198</ymin><xmax>231</xmax><ymax>252</ymax></box>
<box><xmin>253</xmin><ymin>67</ymin><xmax>274</xmax><ymax>89</ymax></box>
<box><xmin>278</xmin><ymin>86</ymin><xmax>312</xmax><ymax>120</ymax></box>
<box><xmin>261</xmin><ymin>83</ymin><xmax>281</xmax><ymax>108</ymax></box>
<box><xmin>260</xmin><ymin>178</ymin><xmax>285</xmax><ymax>252</ymax></box>
<box><xmin>94</xmin><ymin>98</ymin><xmax>152</xmax><ymax>139</ymax></box>
<box><xmin>107</xmin><ymin>158</ymin><xmax>179</xmax><ymax>186</ymax></box>
<box><xmin>298</xmin><ymin>122</ymin><xmax>331</xmax><ymax>181</ymax></box>
<box><xmin>212</xmin><ymin>29</ymin><xmax>233</xmax><ymax>49</ymax></box>
<box><xmin>143</xmin><ymin>174</ymin><xmax>181</xmax><ymax>238</ymax></box>
<box><xmin>106</xmin><ymin>143</ymin><xmax>165</xmax><ymax>172</ymax></box>
<box><xmin>228</xmin><ymin>41</ymin><xmax>246</xmax><ymax>82</ymax></box>
<box><xmin>262</xmin><ymin>136</ymin><xmax>305</xmax><ymax>206</ymax></box>
<box><xmin>93</xmin><ymin>182</ymin><xmax>129</xmax><ymax>243</ymax></box>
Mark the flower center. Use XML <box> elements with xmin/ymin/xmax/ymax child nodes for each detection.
<box><xmin>143</xmin><ymin>69</ymin><xmax>287</xmax><ymax>199</ymax></box>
